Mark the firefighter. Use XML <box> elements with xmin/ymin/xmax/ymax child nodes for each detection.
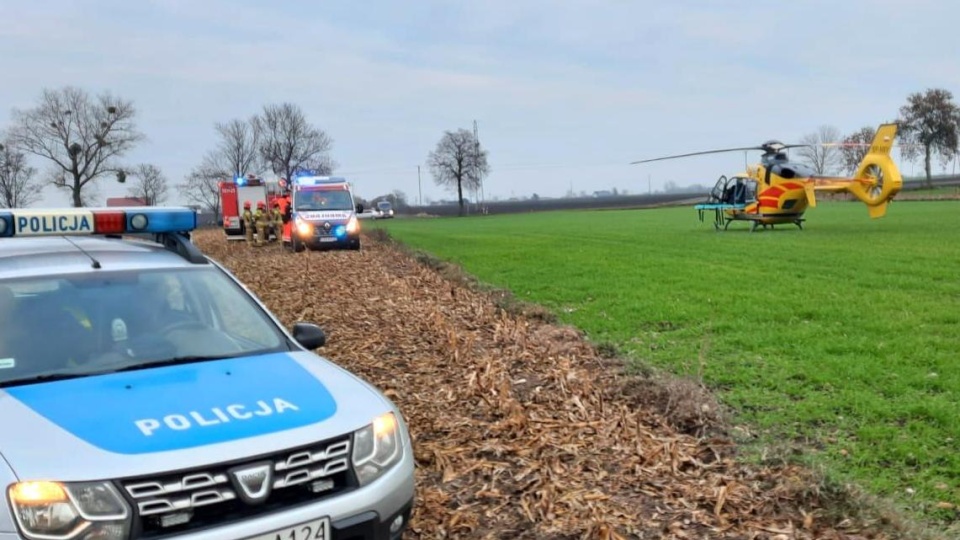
<box><xmin>270</xmin><ymin>202</ymin><xmax>283</xmax><ymax>242</ymax></box>
<box><xmin>254</xmin><ymin>201</ymin><xmax>269</xmax><ymax>247</ymax></box>
<box><xmin>241</xmin><ymin>201</ymin><xmax>254</xmax><ymax>245</ymax></box>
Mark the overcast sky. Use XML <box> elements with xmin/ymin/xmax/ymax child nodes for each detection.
<box><xmin>1</xmin><ymin>0</ymin><xmax>957</xmax><ymax>208</ymax></box>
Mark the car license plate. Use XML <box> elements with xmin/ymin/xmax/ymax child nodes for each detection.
<box><xmin>319</xmin><ymin>237</ymin><xmax>337</xmax><ymax>242</ymax></box>
<box><xmin>247</xmin><ymin>517</ymin><xmax>330</xmax><ymax>540</ymax></box>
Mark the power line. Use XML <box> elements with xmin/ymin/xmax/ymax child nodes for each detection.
<box><xmin>338</xmin><ymin>160</ymin><xmax>636</xmax><ymax>177</ymax></box>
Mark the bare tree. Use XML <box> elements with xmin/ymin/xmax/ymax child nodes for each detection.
<box><xmin>898</xmin><ymin>88</ymin><xmax>960</xmax><ymax>187</ymax></box>
<box><xmin>837</xmin><ymin>126</ymin><xmax>877</xmax><ymax>175</ymax></box>
<box><xmin>796</xmin><ymin>125</ymin><xmax>842</xmax><ymax>175</ymax></box>
<box><xmin>252</xmin><ymin>103</ymin><xmax>336</xmax><ymax>181</ymax></box>
<box><xmin>391</xmin><ymin>189</ymin><xmax>409</xmax><ymax>208</ymax></box>
<box><xmin>214</xmin><ymin>118</ymin><xmax>261</xmax><ymax>177</ymax></box>
<box><xmin>7</xmin><ymin>86</ymin><xmax>144</xmax><ymax>207</ymax></box>
<box><xmin>427</xmin><ymin>128</ymin><xmax>489</xmax><ymax>216</ymax></box>
<box><xmin>0</xmin><ymin>141</ymin><xmax>43</xmax><ymax>208</ymax></box>
<box><xmin>127</xmin><ymin>164</ymin><xmax>169</xmax><ymax>206</ymax></box>
<box><xmin>177</xmin><ymin>117</ymin><xmax>263</xmax><ymax>217</ymax></box>
<box><xmin>177</xmin><ymin>170</ymin><xmax>222</xmax><ymax>217</ymax></box>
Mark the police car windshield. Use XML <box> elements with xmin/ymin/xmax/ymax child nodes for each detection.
<box><xmin>294</xmin><ymin>190</ymin><xmax>353</xmax><ymax>211</ymax></box>
<box><xmin>0</xmin><ymin>267</ymin><xmax>289</xmax><ymax>384</ymax></box>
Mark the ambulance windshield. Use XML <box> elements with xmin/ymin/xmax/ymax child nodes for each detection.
<box><xmin>0</xmin><ymin>267</ymin><xmax>289</xmax><ymax>385</ymax></box>
<box><xmin>294</xmin><ymin>189</ymin><xmax>354</xmax><ymax>211</ymax></box>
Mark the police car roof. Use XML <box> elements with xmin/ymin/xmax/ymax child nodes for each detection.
<box><xmin>0</xmin><ymin>236</ymin><xmax>205</xmax><ymax>281</ymax></box>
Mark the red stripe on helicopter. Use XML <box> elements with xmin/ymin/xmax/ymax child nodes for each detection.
<box><xmin>780</xmin><ymin>182</ymin><xmax>805</xmax><ymax>190</ymax></box>
<box><xmin>758</xmin><ymin>199</ymin><xmax>781</xmax><ymax>208</ymax></box>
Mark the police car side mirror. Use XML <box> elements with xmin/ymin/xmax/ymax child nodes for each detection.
<box><xmin>292</xmin><ymin>322</ymin><xmax>326</xmax><ymax>349</ymax></box>
<box><xmin>356</xmin><ymin>204</ymin><xmax>364</xmax><ymax>214</ymax></box>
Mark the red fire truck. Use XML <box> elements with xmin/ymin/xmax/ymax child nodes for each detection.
<box><xmin>219</xmin><ymin>173</ymin><xmax>278</xmax><ymax>240</ymax></box>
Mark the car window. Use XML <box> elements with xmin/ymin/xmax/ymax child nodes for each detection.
<box><xmin>199</xmin><ymin>270</ymin><xmax>284</xmax><ymax>347</ymax></box>
<box><xmin>0</xmin><ymin>267</ymin><xmax>288</xmax><ymax>384</ymax></box>
<box><xmin>295</xmin><ymin>189</ymin><xmax>354</xmax><ymax>211</ymax></box>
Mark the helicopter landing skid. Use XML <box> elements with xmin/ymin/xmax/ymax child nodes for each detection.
<box><xmin>697</xmin><ymin>208</ymin><xmax>805</xmax><ymax>232</ymax></box>
<box><xmin>695</xmin><ymin>203</ymin><xmax>804</xmax><ymax>232</ymax></box>
<box><xmin>745</xmin><ymin>215</ymin><xmax>805</xmax><ymax>232</ymax></box>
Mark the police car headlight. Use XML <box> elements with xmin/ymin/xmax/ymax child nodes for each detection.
<box><xmin>8</xmin><ymin>481</ymin><xmax>130</xmax><ymax>540</ymax></box>
<box><xmin>351</xmin><ymin>412</ymin><xmax>402</xmax><ymax>486</ymax></box>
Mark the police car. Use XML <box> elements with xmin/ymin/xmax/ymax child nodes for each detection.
<box><xmin>0</xmin><ymin>207</ymin><xmax>414</xmax><ymax>540</ymax></box>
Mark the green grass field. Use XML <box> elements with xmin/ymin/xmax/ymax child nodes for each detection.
<box><xmin>372</xmin><ymin>200</ymin><xmax>960</xmax><ymax>527</ymax></box>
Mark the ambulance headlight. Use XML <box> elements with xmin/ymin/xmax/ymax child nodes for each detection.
<box><xmin>8</xmin><ymin>481</ymin><xmax>131</xmax><ymax>540</ymax></box>
<box><xmin>352</xmin><ymin>412</ymin><xmax>402</xmax><ymax>486</ymax></box>
<box><xmin>294</xmin><ymin>216</ymin><xmax>312</xmax><ymax>237</ymax></box>
<box><xmin>345</xmin><ymin>216</ymin><xmax>359</xmax><ymax>234</ymax></box>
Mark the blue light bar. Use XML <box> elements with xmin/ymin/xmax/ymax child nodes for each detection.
<box><xmin>292</xmin><ymin>168</ymin><xmax>320</xmax><ymax>178</ymax></box>
<box><xmin>0</xmin><ymin>207</ymin><xmax>197</xmax><ymax>238</ymax></box>
<box><xmin>0</xmin><ymin>213</ymin><xmax>13</xmax><ymax>238</ymax></box>
<box><xmin>294</xmin><ymin>175</ymin><xmax>348</xmax><ymax>186</ymax></box>
<box><xmin>124</xmin><ymin>207</ymin><xmax>198</xmax><ymax>233</ymax></box>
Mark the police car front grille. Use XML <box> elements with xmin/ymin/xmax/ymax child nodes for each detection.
<box><xmin>119</xmin><ymin>435</ymin><xmax>355</xmax><ymax>537</ymax></box>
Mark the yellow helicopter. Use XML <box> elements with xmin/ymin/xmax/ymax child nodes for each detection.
<box><xmin>631</xmin><ymin>123</ymin><xmax>903</xmax><ymax>231</ymax></box>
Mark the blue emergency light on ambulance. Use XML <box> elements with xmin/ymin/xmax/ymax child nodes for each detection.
<box><xmin>293</xmin><ymin>175</ymin><xmax>349</xmax><ymax>187</ymax></box>
<box><xmin>0</xmin><ymin>207</ymin><xmax>198</xmax><ymax>238</ymax></box>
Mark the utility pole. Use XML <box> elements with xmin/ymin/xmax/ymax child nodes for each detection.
<box><xmin>473</xmin><ymin>120</ymin><xmax>484</xmax><ymax>204</ymax></box>
<box><xmin>417</xmin><ymin>165</ymin><xmax>422</xmax><ymax>207</ymax></box>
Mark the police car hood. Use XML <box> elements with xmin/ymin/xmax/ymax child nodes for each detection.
<box><xmin>0</xmin><ymin>351</ymin><xmax>394</xmax><ymax>481</ymax></box>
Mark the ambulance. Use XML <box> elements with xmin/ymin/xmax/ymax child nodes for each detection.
<box><xmin>219</xmin><ymin>174</ymin><xmax>271</xmax><ymax>241</ymax></box>
<box><xmin>281</xmin><ymin>176</ymin><xmax>363</xmax><ymax>252</ymax></box>
<box><xmin>0</xmin><ymin>206</ymin><xmax>415</xmax><ymax>539</ymax></box>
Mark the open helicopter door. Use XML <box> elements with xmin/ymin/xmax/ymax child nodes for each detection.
<box><xmin>696</xmin><ymin>176</ymin><xmax>757</xmax><ymax>229</ymax></box>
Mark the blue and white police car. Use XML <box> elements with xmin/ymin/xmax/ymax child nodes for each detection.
<box><xmin>0</xmin><ymin>207</ymin><xmax>414</xmax><ymax>540</ymax></box>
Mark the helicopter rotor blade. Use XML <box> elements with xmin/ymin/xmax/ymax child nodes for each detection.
<box><xmin>630</xmin><ymin>142</ymin><xmax>819</xmax><ymax>165</ymax></box>
<box><xmin>818</xmin><ymin>141</ymin><xmax>922</xmax><ymax>148</ymax></box>
<box><xmin>630</xmin><ymin>146</ymin><xmax>764</xmax><ymax>165</ymax></box>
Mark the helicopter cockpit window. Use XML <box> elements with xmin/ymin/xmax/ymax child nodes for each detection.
<box><xmin>742</xmin><ymin>179</ymin><xmax>757</xmax><ymax>203</ymax></box>
<box><xmin>722</xmin><ymin>177</ymin><xmax>756</xmax><ymax>205</ymax></box>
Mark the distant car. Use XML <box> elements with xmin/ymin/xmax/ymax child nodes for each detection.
<box><xmin>373</xmin><ymin>201</ymin><xmax>395</xmax><ymax>219</ymax></box>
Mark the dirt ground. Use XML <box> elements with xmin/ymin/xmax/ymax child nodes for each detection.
<box><xmin>193</xmin><ymin>229</ymin><xmax>900</xmax><ymax>540</ymax></box>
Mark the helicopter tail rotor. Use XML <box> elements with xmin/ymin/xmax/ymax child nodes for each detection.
<box><xmin>845</xmin><ymin>124</ymin><xmax>902</xmax><ymax>217</ymax></box>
